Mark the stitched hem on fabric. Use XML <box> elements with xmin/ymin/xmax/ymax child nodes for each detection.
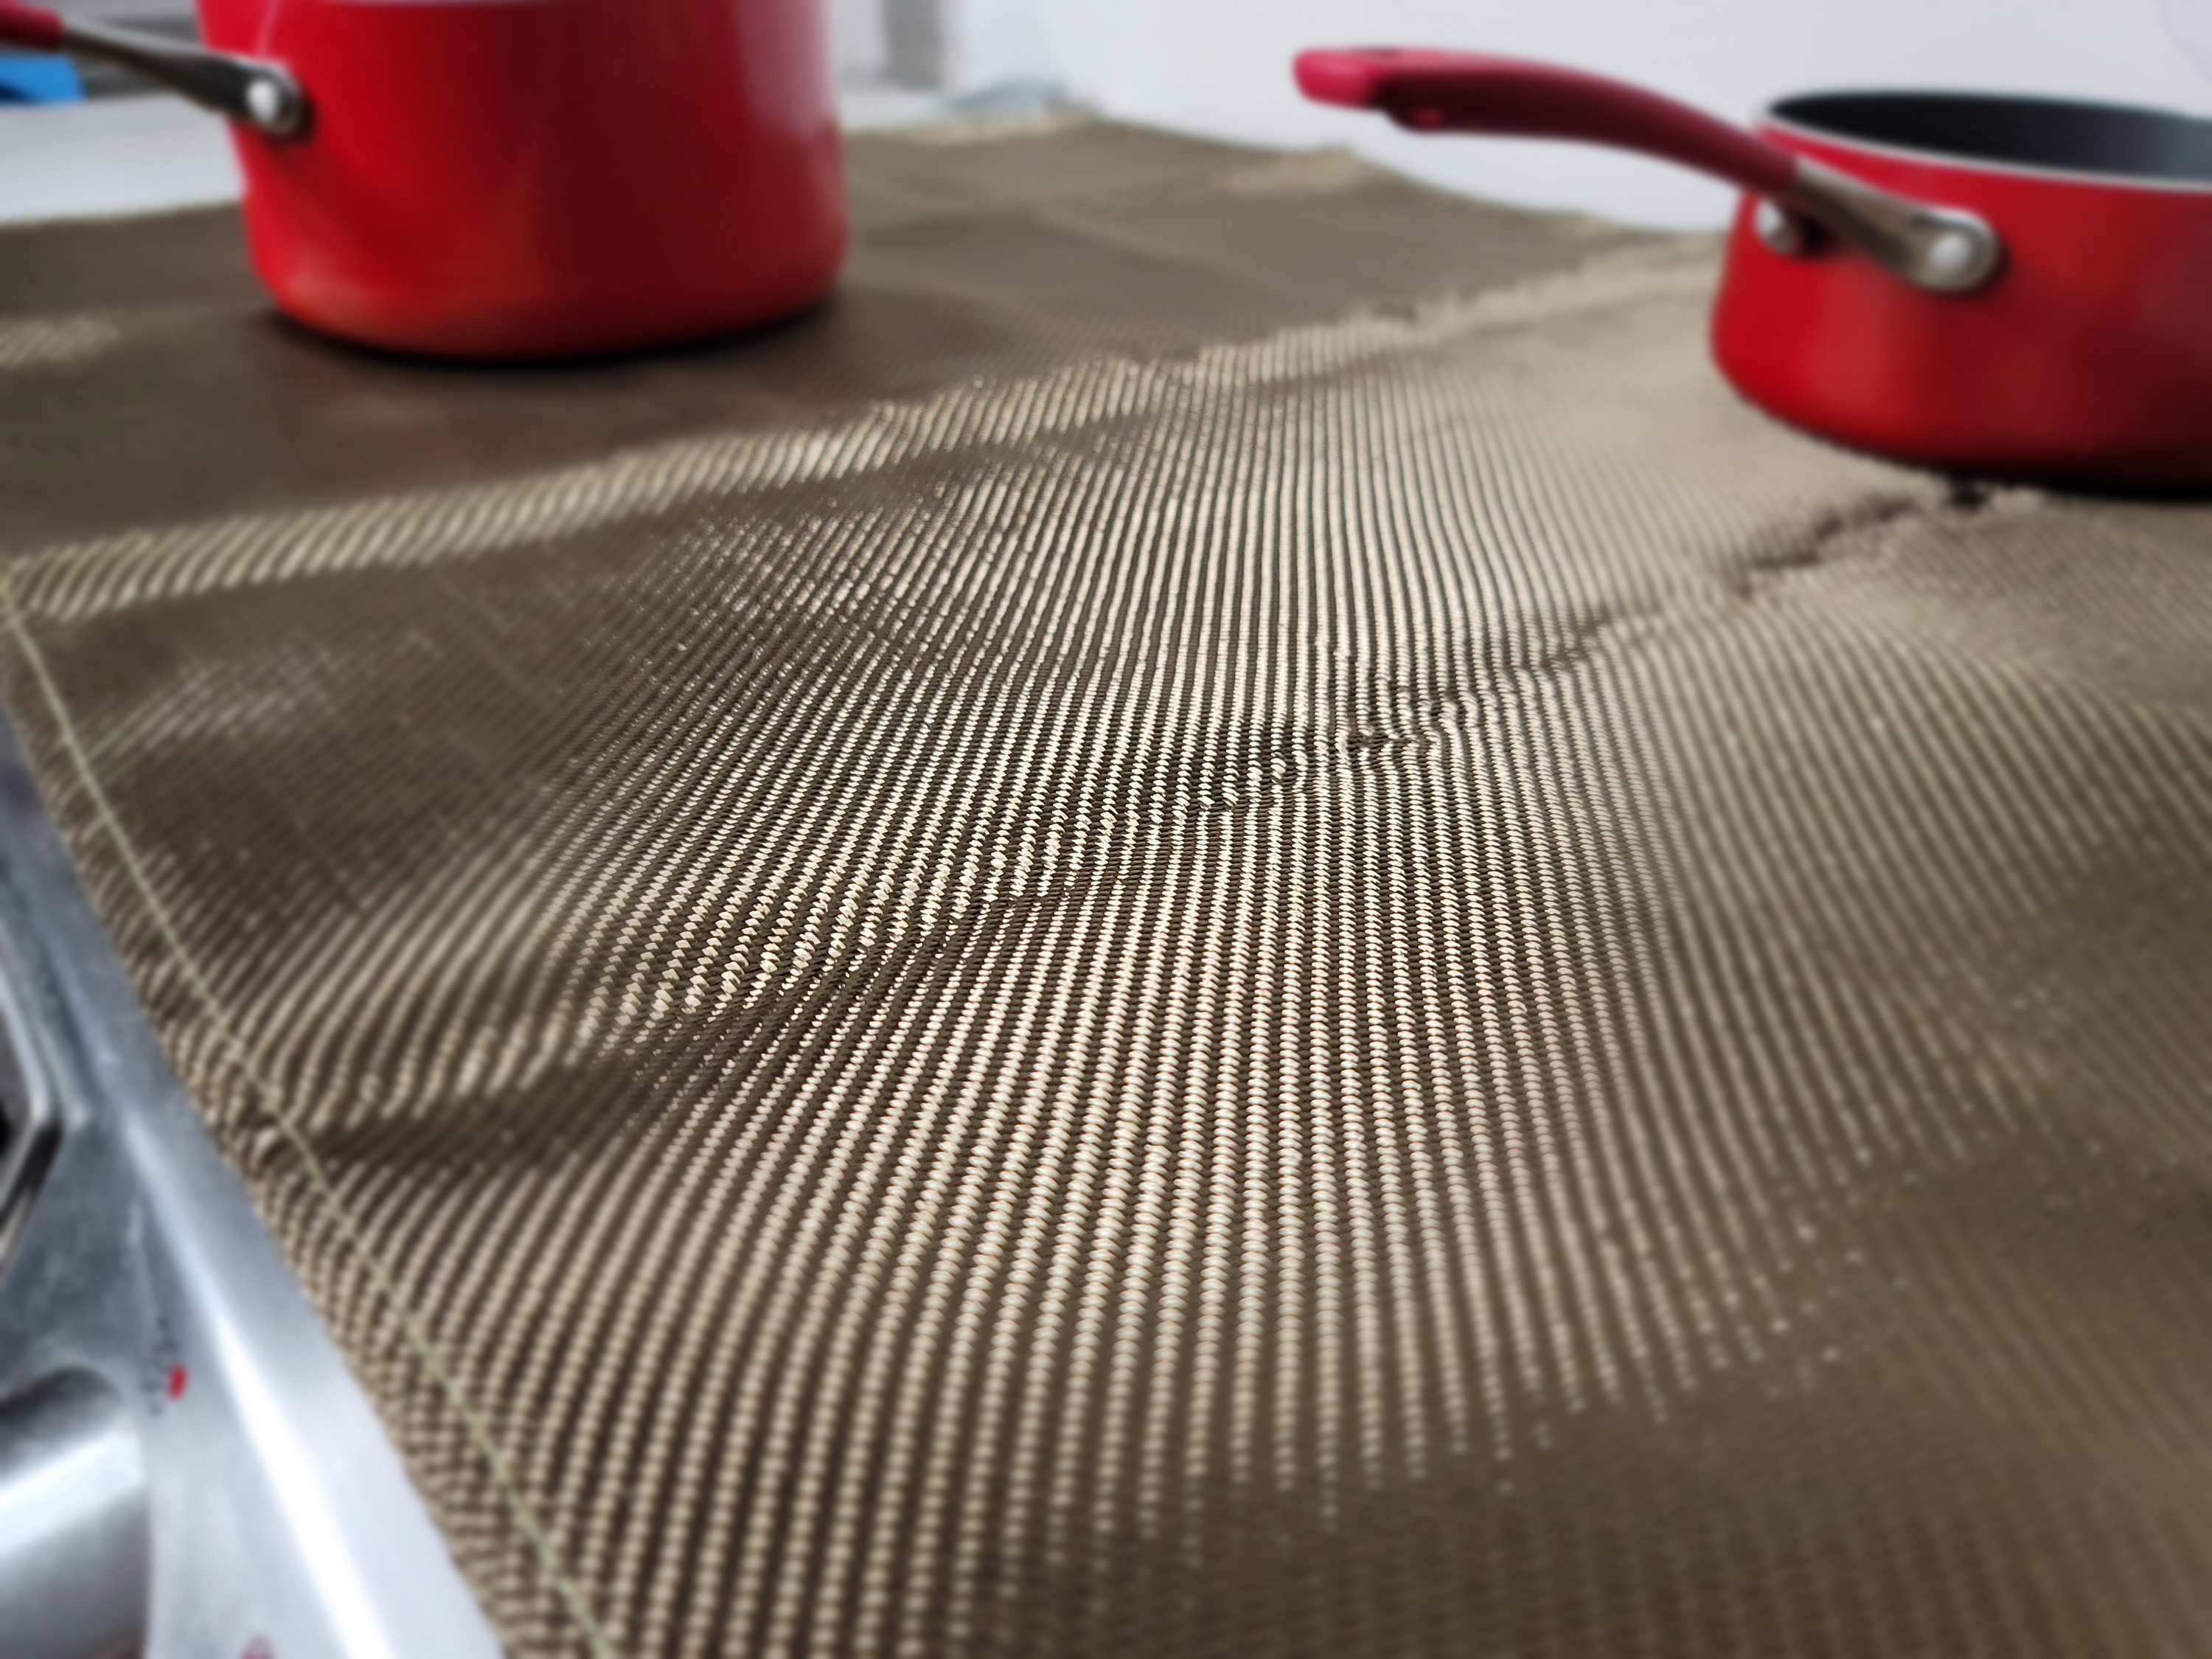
<box><xmin>0</xmin><ymin>574</ymin><xmax>617</xmax><ymax>1659</ymax></box>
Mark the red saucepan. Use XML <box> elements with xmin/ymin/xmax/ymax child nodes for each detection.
<box><xmin>1296</xmin><ymin>48</ymin><xmax>2212</xmax><ymax>487</ymax></box>
<box><xmin>0</xmin><ymin>0</ymin><xmax>845</xmax><ymax>359</ymax></box>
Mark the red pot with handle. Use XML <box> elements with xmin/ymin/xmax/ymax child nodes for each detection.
<box><xmin>1296</xmin><ymin>48</ymin><xmax>2212</xmax><ymax>487</ymax></box>
<box><xmin>0</xmin><ymin>0</ymin><xmax>845</xmax><ymax>360</ymax></box>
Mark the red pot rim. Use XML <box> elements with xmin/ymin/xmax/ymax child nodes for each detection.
<box><xmin>1761</xmin><ymin>90</ymin><xmax>2212</xmax><ymax>198</ymax></box>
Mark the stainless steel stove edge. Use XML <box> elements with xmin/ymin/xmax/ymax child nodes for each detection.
<box><xmin>0</xmin><ymin>717</ymin><xmax>501</xmax><ymax>1659</ymax></box>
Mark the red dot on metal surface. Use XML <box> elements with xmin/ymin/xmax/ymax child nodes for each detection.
<box><xmin>167</xmin><ymin>1365</ymin><xmax>189</xmax><ymax>1400</ymax></box>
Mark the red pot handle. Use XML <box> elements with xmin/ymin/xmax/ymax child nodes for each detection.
<box><xmin>0</xmin><ymin>2</ymin><xmax>66</xmax><ymax>52</ymax></box>
<box><xmin>1295</xmin><ymin>47</ymin><xmax>1800</xmax><ymax>198</ymax></box>
<box><xmin>1294</xmin><ymin>46</ymin><xmax>2005</xmax><ymax>296</ymax></box>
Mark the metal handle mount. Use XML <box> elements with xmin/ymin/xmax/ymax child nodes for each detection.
<box><xmin>1762</xmin><ymin>159</ymin><xmax>2003</xmax><ymax>295</ymax></box>
<box><xmin>0</xmin><ymin>1</ymin><xmax>308</xmax><ymax>136</ymax></box>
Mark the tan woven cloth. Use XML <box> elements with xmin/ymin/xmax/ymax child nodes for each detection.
<box><xmin>4</xmin><ymin>121</ymin><xmax>2212</xmax><ymax>1657</ymax></box>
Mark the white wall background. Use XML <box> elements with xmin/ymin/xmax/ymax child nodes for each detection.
<box><xmin>927</xmin><ymin>0</ymin><xmax>2212</xmax><ymax>227</ymax></box>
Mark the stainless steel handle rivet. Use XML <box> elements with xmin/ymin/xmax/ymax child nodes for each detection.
<box><xmin>246</xmin><ymin>78</ymin><xmax>286</xmax><ymax>129</ymax></box>
<box><xmin>1753</xmin><ymin>198</ymin><xmax>1815</xmax><ymax>259</ymax></box>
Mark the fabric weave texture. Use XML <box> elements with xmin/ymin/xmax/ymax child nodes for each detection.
<box><xmin>3</xmin><ymin>121</ymin><xmax>2212</xmax><ymax>1656</ymax></box>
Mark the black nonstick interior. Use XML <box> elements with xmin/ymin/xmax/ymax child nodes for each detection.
<box><xmin>1771</xmin><ymin>91</ymin><xmax>2212</xmax><ymax>183</ymax></box>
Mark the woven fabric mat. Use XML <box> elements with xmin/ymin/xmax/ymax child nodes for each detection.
<box><xmin>5</xmin><ymin>119</ymin><xmax>2212</xmax><ymax>1658</ymax></box>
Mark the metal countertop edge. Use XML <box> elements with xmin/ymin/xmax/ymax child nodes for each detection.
<box><xmin>0</xmin><ymin>712</ymin><xmax>502</xmax><ymax>1659</ymax></box>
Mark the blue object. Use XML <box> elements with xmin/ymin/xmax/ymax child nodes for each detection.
<box><xmin>0</xmin><ymin>53</ymin><xmax>85</xmax><ymax>105</ymax></box>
